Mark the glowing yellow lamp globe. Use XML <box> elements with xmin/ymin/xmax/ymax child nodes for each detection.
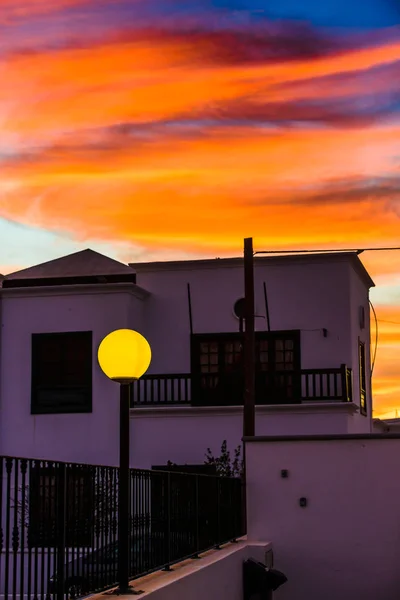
<box><xmin>98</xmin><ymin>329</ymin><xmax>151</xmax><ymax>384</ymax></box>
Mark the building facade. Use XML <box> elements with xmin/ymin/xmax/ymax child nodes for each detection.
<box><xmin>0</xmin><ymin>249</ymin><xmax>374</xmax><ymax>467</ymax></box>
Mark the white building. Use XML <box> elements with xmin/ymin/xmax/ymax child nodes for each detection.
<box><xmin>0</xmin><ymin>248</ymin><xmax>374</xmax><ymax>467</ymax></box>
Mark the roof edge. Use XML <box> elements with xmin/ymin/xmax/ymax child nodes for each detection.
<box><xmin>2</xmin><ymin>273</ymin><xmax>137</xmax><ymax>289</ymax></box>
<box><xmin>348</xmin><ymin>254</ymin><xmax>375</xmax><ymax>289</ymax></box>
<box><xmin>130</xmin><ymin>252</ymin><xmax>375</xmax><ymax>288</ymax></box>
<box><xmin>0</xmin><ymin>281</ymin><xmax>150</xmax><ymax>300</ymax></box>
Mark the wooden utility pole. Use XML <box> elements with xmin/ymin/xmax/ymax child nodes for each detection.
<box><xmin>241</xmin><ymin>237</ymin><xmax>256</xmax><ymax>536</ymax></box>
<box><xmin>243</xmin><ymin>237</ymin><xmax>255</xmax><ymax>438</ymax></box>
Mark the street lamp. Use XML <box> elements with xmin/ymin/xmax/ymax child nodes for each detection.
<box><xmin>98</xmin><ymin>329</ymin><xmax>151</xmax><ymax>595</ymax></box>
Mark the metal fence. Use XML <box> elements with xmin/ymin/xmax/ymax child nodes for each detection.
<box><xmin>0</xmin><ymin>456</ymin><xmax>244</xmax><ymax>600</ymax></box>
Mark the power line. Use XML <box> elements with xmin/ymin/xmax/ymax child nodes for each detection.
<box><xmin>370</xmin><ymin>300</ymin><xmax>378</xmax><ymax>376</ymax></box>
<box><xmin>254</xmin><ymin>246</ymin><xmax>400</xmax><ymax>255</ymax></box>
<box><xmin>377</xmin><ymin>319</ymin><xmax>400</xmax><ymax>326</ymax></box>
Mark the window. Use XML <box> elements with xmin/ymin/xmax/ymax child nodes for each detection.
<box><xmin>191</xmin><ymin>331</ymin><xmax>301</xmax><ymax>405</ymax></box>
<box><xmin>28</xmin><ymin>464</ymin><xmax>94</xmax><ymax>548</ymax></box>
<box><xmin>31</xmin><ymin>331</ymin><xmax>93</xmax><ymax>414</ymax></box>
<box><xmin>359</xmin><ymin>341</ymin><xmax>367</xmax><ymax>415</ymax></box>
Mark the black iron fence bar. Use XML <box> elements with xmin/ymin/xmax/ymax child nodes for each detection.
<box><xmin>194</xmin><ymin>475</ymin><xmax>200</xmax><ymax>559</ymax></box>
<box><xmin>56</xmin><ymin>463</ymin><xmax>66</xmax><ymax>600</ymax></box>
<box><xmin>132</xmin><ymin>368</ymin><xmax>353</xmax><ymax>406</ymax></box>
<box><xmin>165</xmin><ymin>472</ymin><xmax>172</xmax><ymax>571</ymax></box>
<box><xmin>215</xmin><ymin>477</ymin><xmax>221</xmax><ymax>550</ymax></box>
<box><xmin>4</xmin><ymin>458</ymin><xmax>12</xmax><ymax>599</ymax></box>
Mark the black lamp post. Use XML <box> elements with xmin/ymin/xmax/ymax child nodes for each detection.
<box><xmin>242</xmin><ymin>237</ymin><xmax>256</xmax><ymax>535</ymax></box>
<box><xmin>98</xmin><ymin>329</ymin><xmax>152</xmax><ymax>595</ymax></box>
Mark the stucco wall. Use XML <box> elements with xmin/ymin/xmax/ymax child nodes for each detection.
<box><xmin>349</xmin><ymin>264</ymin><xmax>373</xmax><ymax>431</ymax></box>
<box><xmin>0</xmin><ymin>285</ymin><xmax>146</xmax><ymax>463</ymax></box>
<box><xmin>131</xmin><ymin>405</ymin><xmax>356</xmax><ymax>469</ymax></box>
<box><xmin>246</xmin><ymin>435</ymin><xmax>400</xmax><ymax>600</ymax></box>
<box><xmin>135</xmin><ymin>257</ymin><xmax>355</xmax><ymax>375</ymax></box>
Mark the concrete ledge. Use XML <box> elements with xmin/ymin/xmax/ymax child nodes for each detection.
<box><xmin>91</xmin><ymin>539</ymin><xmax>272</xmax><ymax>600</ymax></box>
<box><xmin>131</xmin><ymin>402</ymin><xmax>359</xmax><ymax>418</ymax></box>
<box><xmin>243</xmin><ymin>432</ymin><xmax>400</xmax><ymax>442</ymax></box>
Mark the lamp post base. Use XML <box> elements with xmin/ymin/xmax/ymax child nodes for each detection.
<box><xmin>105</xmin><ymin>586</ymin><xmax>144</xmax><ymax>595</ymax></box>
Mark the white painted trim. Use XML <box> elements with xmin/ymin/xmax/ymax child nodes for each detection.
<box><xmin>89</xmin><ymin>538</ymin><xmax>271</xmax><ymax>599</ymax></box>
<box><xmin>131</xmin><ymin>402</ymin><xmax>359</xmax><ymax>418</ymax></box>
<box><xmin>0</xmin><ymin>282</ymin><xmax>150</xmax><ymax>300</ymax></box>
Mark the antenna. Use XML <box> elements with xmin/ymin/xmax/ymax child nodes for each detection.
<box><xmin>187</xmin><ymin>283</ymin><xmax>194</xmax><ymax>335</ymax></box>
<box><xmin>263</xmin><ymin>281</ymin><xmax>271</xmax><ymax>332</ymax></box>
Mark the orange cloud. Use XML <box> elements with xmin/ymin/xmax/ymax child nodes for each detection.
<box><xmin>361</xmin><ymin>253</ymin><xmax>400</xmax><ymax>279</ymax></box>
<box><xmin>1</xmin><ymin>123</ymin><xmax>400</xmax><ymax>253</ymax></box>
<box><xmin>2</xmin><ymin>31</ymin><xmax>400</xmax><ymax>138</ymax></box>
<box><xmin>369</xmin><ymin>305</ymin><xmax>400</xmax><ymax>413</ymax></box>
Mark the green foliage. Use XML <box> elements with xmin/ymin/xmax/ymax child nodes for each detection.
<box><xmin>204</xmin><ymin>440</ymin><xmax>244</xmax><ymax>478</ymax></box>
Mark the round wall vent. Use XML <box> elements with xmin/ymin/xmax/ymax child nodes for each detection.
<box><xmin>233</xmin><ymin>297</ymin><xmax>246</xmax><ymax>319</ymax></box>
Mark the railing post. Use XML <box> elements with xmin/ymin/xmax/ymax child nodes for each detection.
<box><xmin>56</xmin><ymin>463</ymin><xmax>66</xmax><ymax>600</ymax></box>
<box><xmin>195</xmin><ymin>475</ymin><xmax>200</xmax><ymax>558</ymax></box>
<box><xmin>215</xmin><ymin>477</ymin><xmax>221</xmax><ymax>550</ymax></box>
<box><xmin>163</xmin><ymin>472</ymin><xmax>172</xmax><ymax>571</ymax></box>
<box><xmin>340</xmin><ymin>364</ymin><xmax>350</xmax><ymax>402</ymax></box>
<box><xmin>231</xmin><ymin>478</ymin><xmax>239</xmax><ymax>544</ymax></box>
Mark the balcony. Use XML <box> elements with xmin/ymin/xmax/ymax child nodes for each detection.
<box><xmin>132</xmin><ymin>365</ymin><xmax>353</xmax><ymax>407</ymax></box>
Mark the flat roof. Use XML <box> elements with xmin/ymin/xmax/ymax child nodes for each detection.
<box><xmin>130</xmin><ymin>252</ymin><xmax>375</xmax><ymax>289</ymax></box>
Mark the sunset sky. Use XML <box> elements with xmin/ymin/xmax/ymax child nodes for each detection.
<box><xmin>1</xmin><ymin>0</ymin><xmax>399</xmax><ymax>417</ymax></box>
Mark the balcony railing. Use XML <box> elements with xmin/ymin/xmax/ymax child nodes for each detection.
<box><xmin>132</xmin><ymin>365</ymin><xmax>353</xmax><ymax>407</ymax></box>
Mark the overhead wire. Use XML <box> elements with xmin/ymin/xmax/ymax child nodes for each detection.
<box><xmin>369</xmin><ymin>300</ymin><xmax>378</xmax><ymax>376</ymax></box>
<box><xmin>254</xmin><ymin>246</ymin><xmax>400</xmax><ymax>255</ymax></box>
<box><xmin>377</xmin><ymin>319</ymin><xmax>400</xmax><ymax>325</ymax></box>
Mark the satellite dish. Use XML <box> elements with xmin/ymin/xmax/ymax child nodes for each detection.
<box><xmin>233</xmin><ymin>297</ymin><xmax>246</xmax><ymax>319</ymax></box>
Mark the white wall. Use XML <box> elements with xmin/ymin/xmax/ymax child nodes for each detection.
<box><xmin>0</xmin><ymin>284</ymin><xmax>146</xmax><ymax>463</ymax></box>
<box><xmin>349</xmin><ymin>264</ymin><xmax>372</xmax><ymax>431</ymax></box>
<box><xmin>246</xmin><ymin>435</ymin><xmax>400</xmax><ymax>600</ymax></box>
<box><xmin>135</xmin><ymin>256</ymin><xmax>355</xmax><ymax>375</ymax></box>
<box><xmin>131</xmin><ymin>405</ymin><xmax>356</xmax><ymax>469</ymax></box>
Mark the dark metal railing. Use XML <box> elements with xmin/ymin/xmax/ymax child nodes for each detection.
<box><xmin>132</xmin><ymin>365</ymin><xmax>353</xmax><ymax>406</ymax></box>
<box><xmin>0</xmin><ymin>456</ymin><xmax>243</xmax><ymax>600</ymax></box>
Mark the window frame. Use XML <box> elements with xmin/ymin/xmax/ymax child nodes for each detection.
<box><xmin>190</xmin><ymin>330</ymin><xmax>301</xmax><ymax>405</ymax></box>
<box><xmin>358</xmin><ymin>340</ymin><xmax>367</xmax><ymax>416</ymax></box>
<box><xmin>31</xmin><ymin>331</ymin><xmax>93</xmax><ymax>415</ymax></box>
